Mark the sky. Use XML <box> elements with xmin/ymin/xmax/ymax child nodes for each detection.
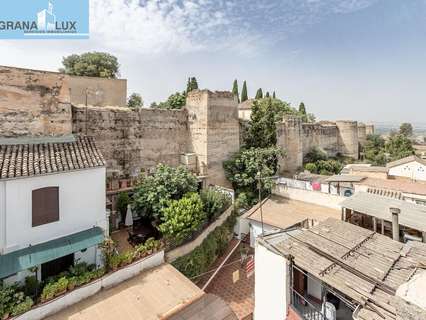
<box><xmin>1</xmin><ymin>0</ymin><xmax>426</xmax><ymax>123</ymax></box>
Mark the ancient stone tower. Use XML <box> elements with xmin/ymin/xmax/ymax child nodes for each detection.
<box><xmin>357</xmin><ymin>122</ymin><xmax>367</xmax><ymax>146</ymax></box>
<box><xmin>335</xmin><ymin>120</ymin><xmax>359</xmax><ymax>159</ymax></box>
<box><xmin>186</xmin><ymin>90</ymin><xmax>240</xmax><ymax>186</ymax></box>
<box><xmin>277</xmin><ymin>116</ymin><xmax>303</xmax><ymax>173</ymax></box>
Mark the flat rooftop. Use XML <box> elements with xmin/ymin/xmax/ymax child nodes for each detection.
<box><xmin>47</xmin><ymin>264</ymin><xmax>235</xmax><ymax>320</ymax></box>
<box><xmin>359</xmin><ymin>177</ymin><xmax>426</xmax><ymax>196</ymax></box>
<box><xmin>261</xmin><ymin>218</ymin><xmax>426</xmax><ymax>320</ymax></box>
<box><xmin>243</xmin><ymin>195</ymin><xmax>340</xmax><ymax>230</ymax></box>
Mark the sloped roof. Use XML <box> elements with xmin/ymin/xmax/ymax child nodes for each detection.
<box><xmin>340</xmin><ymin>191</ymin><xmax>426</xmax><ymax>232</ymax></box>
<box><xmin>387</xmin><ymin>155</ymin><xmax>426</xmax><ymax>168</ymax></box>
<box><xmin>360</xmin><ymin>177</ymin><xmax>426</xmax><ymax>196</ymax></box>
<box><xmin>262</xmin><ymin>218</ymin><xmax>426</xmax><ymax>320</ymax></box>
<box><xmin>0</xmin><ymin>136</ymin><xmax>105</xmax><ymax>180</ymax></box>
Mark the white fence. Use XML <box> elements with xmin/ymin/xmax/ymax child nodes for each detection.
<box><xmin>16</xmin><ymin>251</ymin><xmax>164</xmax><ymax>320</ymax></box>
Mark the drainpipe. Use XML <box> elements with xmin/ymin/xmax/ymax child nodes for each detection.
<box><xmin>390</xmin><ymin>207</ymin><xmax>401</xmax><ymax>242</ymax></box>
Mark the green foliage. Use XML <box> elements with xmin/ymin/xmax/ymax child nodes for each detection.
<box><xmin>186</xmin><ymin>77</ymin><xmax>199</xmax><ymax>94</ymax></box>
<box><xmin>11</xmin><ymin>297</ymin><xmax>33</xmax><ymax>317</ymax></box>
<box><xmin>399</xmin><ymin>123</ymin><xmax>413</xmax><ymax>137</ymax></box>
<box><xmin>133</xmin><ymin>164</ymin><xmax>198</xmax><ymax>222</ymax></box>
<box><xmin>241</xmin><ymin>81</ymin><xmax>248</xmax><ymax>102</ymax></box>
<box><xmin>299</xmin><ymin>102</ymin><xmax>306</xmax><ymax>115</ymax></box>
<box><xmin>364</xmin><ymin>134</ymin><xmax>386</xmax><ymax>165</ymax></box>
<box><xmin>0</xmin><ymin>286</ymin><xmax>34</xmax><ymax>318</ymax></box>
<box><xmin>272</xmin><ymin>91</ymin><xmax>276</xmax><ymax>99</ymax></box>
<box><xmin>255</xmin><ymin>88</ymin><xmax>263</xmax><ymax>99</ymax></box>
<box><xmin>304</xmin><ymin>147</ymin><xmax>328</xmax><ymax>163</ymax></box>
<box><xmin>265</xmin><ymin>91</ymin><xmax>270</xmax><ymax>98</ymax></box>
<box><xmin>235</xmin><ymin>192</ymin><xmax>253</xmax><ymax>210</ymax></box>
<box><xmin>232</xmin><ymin>79</ymin><xmax>240</xmax><ymax>103</ymax></box>
<box><xmin>172</xmin><ymin>213</ymin><xmax>236</xmax><ymax>278</ymax></box>
<box><xmin>157</xmin><ymin>92</ymin><xmax>186</xmax><ymax>109</ymax></box>
<box><xmin>244</xmin><ymin>99</ymin><xmax>277</xmax><ymax>148</ymax></box>
<box><xmin>23</xmin><ymin>276</ymin><xmax>39</xmax><ymax>298</ymax></box>
<box><xmin>304</xmin><ymin>160</ymin><xmax>343</xmax><ymax>175</ymax></box>
<box><xmin>41</xmin><ymin>277</ymin><xmax>68</xmax><ymax>301</ymax></box>
<box><xmin>223</xmin><ymin>147</ymin><xmax>283</xmax><ymax>197</ymax></box>
<box><xmin>298</xmin><ymin>102</ymin><xmax>315</xmax><ymax>122</ymax></box>
<box><xmin>60</xmin><ymin>52</ymin><xmax>119</xmax><ymax>78</ymax></box>
<box><xmin>200</xmin><ymin>188</ymin><xmax>232</xmax><ymax>221</ymax></box>
<box><xmin>116</xmin><ymin>192</ymin><xmax>130</xmax><ymax>217</ymax></box>
<box><xmin>158</xmin><ymin>193</ymin><xmax>206</xmax><ymax>244</ymax></box>
<box><xmin>127</xmin><ymin>93</ymin><xmax>143</xmax><ymax>109</ymax></box>
<box><xmin>385</xmin><ymin>134</ymin><xmax>415</xmax><ymax>161</ymax></box>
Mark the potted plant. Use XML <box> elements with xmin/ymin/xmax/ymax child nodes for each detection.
<box><xmin>67</xmin><ymin>277</ymin><xmax>77</xmax><ymax>291</ymax></box>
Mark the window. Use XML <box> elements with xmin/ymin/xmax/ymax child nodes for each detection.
<box><xmin>32</xmin><ymin>187</ymin><xmax>59</xmax><ymax>227</ymax></box>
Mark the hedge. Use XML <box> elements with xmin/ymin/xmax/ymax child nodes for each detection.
<box><xmin>172</xmin><ymin>211</ymin><xmax>236</xmax><ymax>279</ymax></box>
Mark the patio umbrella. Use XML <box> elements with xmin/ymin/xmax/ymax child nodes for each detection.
<box><xmin>124</xmin><ymin>204</ymin><xmax>133</xmax><ymax>227</ymax></box>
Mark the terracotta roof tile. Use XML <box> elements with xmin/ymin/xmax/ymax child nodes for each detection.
<box><xmin>0</xmin><ymin>136</ymin><xmax>105</xmax><ymax>180</ymax></box>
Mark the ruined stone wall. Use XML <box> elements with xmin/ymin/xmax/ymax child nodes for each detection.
<box><xmin>357</xmin><ymin>122</ymin><xmax>367</xmax><ymax>146</ymax></box>
<box><xmin>0</xmin><ymin>66</ymin><xmax>71</xmax><ymax>137</ymax></box>
<box><xmin>277</xmin><ymin>117</ymin><xmax>303</xmax><ymax>173</ymax></box>
<box><xmin>365</xmin><ymin>124</ymin><xmax>375</xmax><ymax>135</ymax></box>
<box><xmin>336</xmin><ymin>120</ymin><xmax>359</xmax><ymax>159</ymax></box>
<box><xmin>72</xmin><ymin>105</ymin><xmax>188</xmax><ymax>177</ymax></box>
<box><xmin>301</xmin><ymin>123</ymin><xmax>339</xmax><ymax>158</ymax></box>
<box><xmin>69</xmin><ymin>76</ymin><xmax>127</xmax><ymax>107</ymax></box>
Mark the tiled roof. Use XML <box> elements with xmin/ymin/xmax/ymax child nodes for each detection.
<box><xmin>0</xmin><ymin>136</ymin><xmax>105</xmax><ymax>180</ymax></box>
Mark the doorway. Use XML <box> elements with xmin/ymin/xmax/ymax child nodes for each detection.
<box><xmin>41</xmin><ymin>254</ymin><xmax>74</xmax><ymax>281</ymax></box>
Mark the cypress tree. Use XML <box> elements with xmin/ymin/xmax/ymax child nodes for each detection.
<box><xmin>299</xmin><ymin>102</ymin><xmax>306</xmax><ymax>115</ymax></box>
<box><xmin>241</xmin><ymin>81</ymin><xmax>248</xmax><ymax>102</ymax></box>
<box><xmin>265</xmin><ymin>91</ymin><xmax>270</xmax><ymax>98</ymax></box>
<box><xmin>272</xmin><ymin>91</ymin><xmax>276</xmax><ymax>99</ymax></box>
<box><xmin>186</xmin><ymin>77</ymin><xmax>199</xmax><ymax>94</ymax></box>
<box><xmin>232</xmin><ymin>79</ymin><xmax>240</xmax><ymax>103</ymax></box>
<box><xmin>255</xmin><ymin>88</ymin><xmax>263</xmax><ymax>99</ymax></box>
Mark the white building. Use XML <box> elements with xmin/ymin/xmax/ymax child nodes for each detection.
<box><xmin>254</xmin><ymin>218</ymin><xmax>426</xmax><ymax>320</ymax></box>
<box><xmin>0</xmin><ymin>136</ymin><xmax>107</xmax><ymax>284</ymax></box>
<box><xmin>387</xmin><ymin>155</ymin><xmax>426</xmax><ymax>182</ymax></box>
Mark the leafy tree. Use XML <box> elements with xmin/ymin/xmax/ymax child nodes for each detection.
<box><xmin>232</xmin><ymin>79</ymin><xmax>240</xmax><ymax>103</ymax></box>
<box><xmin>265</xmin><ymin>92</ymin><xmax>270</xmax><ymax>98</ymax></box>
<box><xmin>60</xmin><ymin>52</ymin><xmax>119</xmax><ymax>78</ymax></box>
<box><xmin>304</xmin><ymin>162</ymin><xmax>317</xmax><ymax>173</ymax></box>
<box><xmin>304</xmin><ymin>147</ymin><xmax>327</xmax><ymax>163</ymax></box>
<box><xmin>127</xmin><ymin>93</ymin><xmax>143</xmax><ymax>109</ymax></box>
<box><xmin>299</xmin><ymin>102</ymin><xmax>306</xmax><ymax>115</ymax></box>
<box><xmin>241</xmin><ymin>81</ymin><xmax>248</xmax><ymax>102</ymax></box>
<box><xmin>133</xmin><ymin>164</ymin><xmax>198</xmax><ymax>222</ymax></box>
<box><xmin>272</xmin><ymin>91</ymin><xmax>276</xmax><ymax>99</ymax></box>
<box><xmin>399</xmin><ymin>123</ymin><xmax>413</xmax><ymax>137</ymax></box>
<box><xmin>223</xmin><ymin>147</ymin><xmax>283</xmax><ymax>199</ymax></box>
<box><xmin>158</xmin><ymin>193</ymin><xmax>206</xmax><ymax>244</ymax></box>
<box><xmin>157</xmin><ymin>92</ymin><xmax>186</xmax><ymax>109</ymax></box>
<box><xmin>255</xmin><ymin>88</ymin><xmax>263</xmax><ymax>99</ymax></box>
<box><xmin>385</xmin><ymin>134</ymin><xmax>415</xmax><ymax>161</ymax></box>
<box><xmin>364</xmin><ymin>134</ymin><xmax>386</xmax><ymax>165</ymax></box>
<box><xmin>186</xmin><ymin>77</ymin><xmax>199</xmax><ymax>94</ymax></box>
<box><xmin>244</xmin><ymin>99</ymin><xmax>277</xmax><ymax>148</ymax></box>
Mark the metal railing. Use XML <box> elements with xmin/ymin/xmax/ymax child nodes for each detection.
<box><xmin>291</xmin><ymin>289</ymin><xmax>325</xmax><ymax>320</ymax></box>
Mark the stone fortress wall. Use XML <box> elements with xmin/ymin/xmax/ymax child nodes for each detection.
<box><xmin>0</xmin><ymin>66</ymin><xmax>373</xmax><ymax>186</ymax></box>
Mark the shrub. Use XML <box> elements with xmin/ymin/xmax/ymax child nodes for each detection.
<box><xmin>200</xmin><ymin>188</ymin><xmax>232</xmax><ymax>221</ymax></box>
<box><xmin>10</xmin><ymin>296</ymin><xmax>33</xmax><ymax>317</ymax></box>
<box><xmin>304</xmin><ymin>147</ymin><xmax>327</xmax><ymax>163</ymax></box>
<box><xmin>116</xmin><ymin>192</ymin><xmax>130</xmax><ymax>223</ymax></box>
<box><xmin>23</xmin><ymin>276</ymin><xmax>39</xmax><ymax>298</ymax></box>
<box><xmin>158</xmin><ymin>193</ymin><xmax>206</xmax><ymax>244</ymax></box>
<box><xmin>304</xmin><ymin>162</ymin><xmax>317</xmax><ymax>173</ymax></box>
<box><xmin>172</xmin><ymin>212</ymin><xmax>236</xmax><ymax>278</ymax></box>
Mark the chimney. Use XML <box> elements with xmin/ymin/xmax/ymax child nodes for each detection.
<box><xmin>390</xmin><ymin>207</ymin><xmax>401</xmax><ymax>242</ymax></box>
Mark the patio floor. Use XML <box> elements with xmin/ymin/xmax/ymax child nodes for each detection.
<box><xmin>196</xmin><ymin>240</ymin><xmax>254</xmax><ymax>320</ymax></box>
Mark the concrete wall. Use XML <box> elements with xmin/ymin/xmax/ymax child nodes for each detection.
<box><xmin>15</xmin><ymin>251</ymin><xmax>165</xmax><ymax>320</ymax></box>
<box><xmin>0</xmin><ymin>66</ymin><xmax>72</xmax><ymax>137</ymax></box>
<box><xmin>254</xmin><ymin>241</ymin><xmax>289</xmax><ymax>320</ymax></box>
<box><xmin>1</xmin><ymin>168</ymin><xmax>106</xmax><ymax>254</ymax></box>
<box><xmin>72</xmin><ymin>105</ymin><xmax>188</xmax><ymax>178</ymax></box>
<box><xmin>388</xmin><ymin>161</ymin><xmax>426</xmax><ymax>182</ymax></box>
<box><xmin>69</xmin><ymin>75</ymin><xmax>127</xmax><ymax>107</ymax></box>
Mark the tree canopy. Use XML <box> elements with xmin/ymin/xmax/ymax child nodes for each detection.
<box><xmin>244</xmin><ymin>98</ymin><xmax>277</xmax><ymax>148</ymax></box>
<box><xmin>255</xmin><ymin>88</ymin><xmax>263</xmax><ymax>99</ymax></box>
<box><xmin>60</xmin><ymin>52</ymin><xmax>119</xmax><ymax>78</ymax></box>
<box><xmin>186</xmin><ymin>77</ymin><xmax>199</xmax><ymax>94</ymax></box>
<box><xmin>399</xmin><ymin>123</ymin><xmax>413</xmax><ymax>137</ymax></box>
<box><xmin>232</xmin><ymin>79</ymin><xmax>240</xmax><ymax>103</ymax></box>
<box><xmin>364</xmin><ymin>133</ymin><xmax>414</xmax><ymax>165</ymax></box>
<box><xmin>157</xmin><ymin>92</ymin><xmax>186</xmax><ymax>109</ymax></box>
<box><xmin>241</xmin><ymin>81</ymin><xmax>248</xmax><ymax>102</ymax></box>
<box><xmin>127</xmin><ymin>93</ymin><xmax>143</xmax><ymax>109</ymax></box>
<box><xmin>385</xmin><ymin>134</ymin><xmax>415</xmax><ymax>161</ymax></box>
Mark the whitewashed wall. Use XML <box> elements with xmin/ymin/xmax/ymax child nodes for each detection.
<box><xmin>389</xmin><ymin>161</ymin><xmax>426</xmax><ymax>181</ymax></box>
<box><xmin>1</xmin><ymin>168</ymin><xmax>106</xmax><ymax>254</ymax></box>
<box><xmin>254</xmin><ymin>241</ymin><xmax>289</xmax><ymax>320</ymax></box>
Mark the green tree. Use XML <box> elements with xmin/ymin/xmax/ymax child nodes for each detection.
<box><xmin>364</xmin><ymin>134</ymin><xmax>386</xmax><ymax>165</ymax></box>
<box><xmin>244</xmin><ymin>99</ymin><xmax>277</xmax><ymax>148</ymax></box>
<box><xmin>157</xmin><ymin>92</ymin><xmax>186</xmax><ymax>109</ymax></box>
<box><xmin>232</xmin><ymin>79</ymin><xmax>240</xmax><ymax>103</ymax></box>
<box><xmin>116</xmin><ymin>192</ymin><xmax>130</xmax><ymax>224</ymax></box>
<box><xmin>265</xmin><ymin>92</ymin><xmax>270</xmax><ymax>98</ymax></box>
<box><xmin>60</xmin><ymin>52</ymin><xmax>119</xmax><ymax>78</ymax></box>
<box><xmin>200</xmin><ymin>188</ymin><xmax>232</xmax><ymax>221</ymax></box>
<box><xmin>241</xmin><ymin>81</ymin><xmax>248</xmax><ymax>102</ymax></box>
<box><xmin>133</xmin><ymin>164</ymin><xmax>198</xmax><ymax>222</ymax></box>
<box><xmin>158</xmin><ymin>193</ymin><xmax>206</xmax><ymax>244</ymax></box>
<box><xmin>255</xmin><ymin>88</ymin><xmax>263</xmax><ymax>99</ymax></box>
<box><xmin>127</xmin><ymin>93</ymin><xmax>143</xmax><ymax>109</ymax></box>
<box><xmin>385</xmin><ymin>134</ymin><xmax>415</xmax><ymax>161</ymax></box>
<box><xmin>272</xmin><ymin>91</ymin><xmax>276</xmax><ymax>99</ymax></box>
<box><xmin>304</xmin><ymin>147</ymin><xmax>327</xmax><ymax>163</ymax></box>
<box><xmin>186</xmin><ymin>77</ymin><xmax>199</xmax><ymax>94</ymax></box>
<box><xmin>399</xmin><ymin>123</ymin><xmax>413</xmax><ymax>137</ymax></box>
<box><xmin>298</xmin><ymin>102</ymin><xmax>309</xmax><ymax>122</ymax></box>
<box><xmin>223</xmin><ymin>147</ymin><xmax>283</xmax><ymax>199</ymax></box>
